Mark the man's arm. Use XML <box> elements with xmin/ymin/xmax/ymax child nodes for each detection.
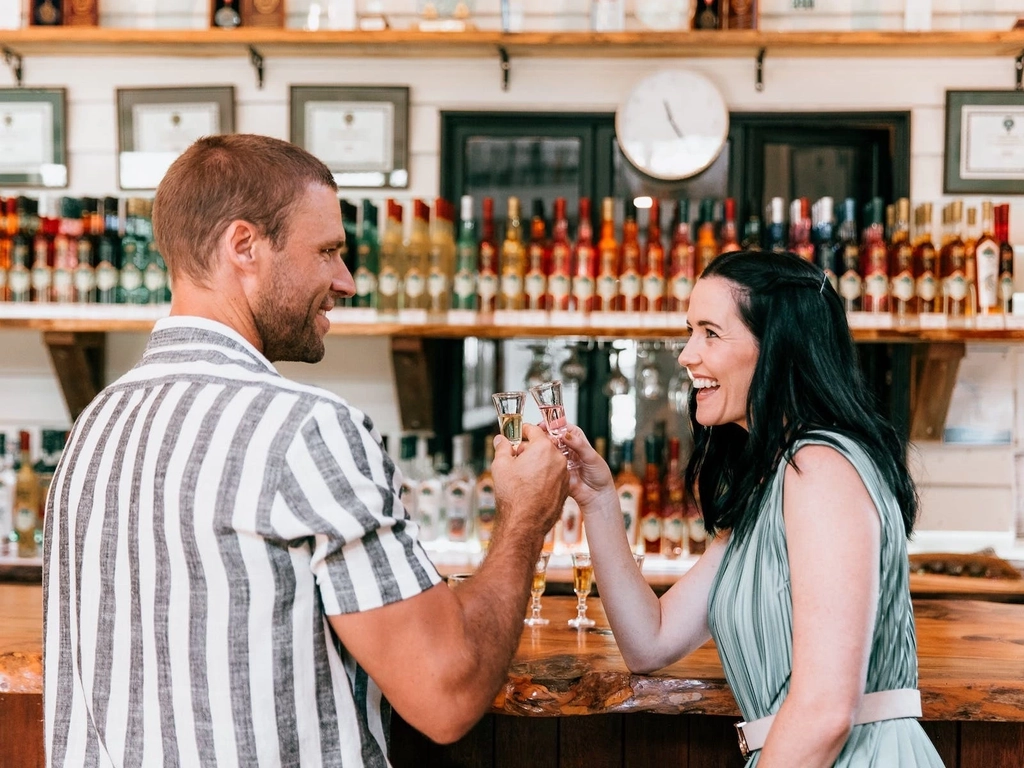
<box><xmin>329</xmin><ymin>424</ymin><xmax>568</xmax><ymax>744</ymax></box>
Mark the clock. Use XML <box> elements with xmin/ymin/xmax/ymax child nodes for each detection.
<box><xmin>615</xmin><ymin>70</ymin><xmax>729</xmax><ymax>181</ymax></box>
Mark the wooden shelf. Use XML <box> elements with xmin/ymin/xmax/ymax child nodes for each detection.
<box><xmin>1</xmin><ymin>28</ymin><xmax>1023</xmax><ymax>58</ymax></box>
<box><xmin>2</xmin><ymin>305</ymin><xmax>1024</xmax><ymax>341</ymax></box>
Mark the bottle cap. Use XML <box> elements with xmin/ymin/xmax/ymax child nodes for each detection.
<box><xmin>769</xmin><ymin>197</ymin><xmax>785</xmax><ymax>223</ymax></box>
<box><xmin>460</xmin><ymin>195</ymin><xmax>474</xmax><ymax>222</ymax></box>
<box><xmin>842</xmin><ymin>198</ymin><xmax>857</xmax><ymax>226</ymax></box>
<box><xmin>723</xmin><ymin>197</ymin><xmax>736</xmax><ymax>221</ymax></box>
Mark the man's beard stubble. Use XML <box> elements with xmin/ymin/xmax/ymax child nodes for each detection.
<box><xmin>253</xmin><ymin>291</ymin><xmax>326</xmax><ymax>364</ymax></box>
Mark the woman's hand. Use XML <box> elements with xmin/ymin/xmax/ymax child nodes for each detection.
<box><xmin>562</xmin><ymin>425</ymin><xmax>617</xmax><ymax>510</ymax></box>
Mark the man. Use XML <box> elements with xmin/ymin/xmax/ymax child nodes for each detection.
<box><xmin>44</xmin><ymin>133</ymin><xmax>569</xmax><ymax>767</ymax></box>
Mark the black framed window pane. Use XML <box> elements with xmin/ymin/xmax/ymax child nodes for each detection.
<box><xmin>763</xmin><ymin>144</ymin><xmax>860</xmax><ymax>205</ymax></box>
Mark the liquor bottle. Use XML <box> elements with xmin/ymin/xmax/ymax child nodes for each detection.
<box><xmin>427</xmin><ymin>198</ymin><xmax>456</xmax><ymax>313</ymax></box>
<box><xmin>619</xmin><ymin>198</ymin><xmax>642</xmax><ymax>312</ymax></box>
<box><xmin>340</xmin><ymin>200</ymin><xmax>359</xmax><ymax>304</ymax></box>
<box><xmin>660</xmin><ymin>437</ymin><xmax>686</xmax><ymax>558</ymax></box>
<box><xmin>95</xmin><ymin>197</ymin><xmax>121</xmax><ymax>305</ymax></box>
<box><xmin>719</xmin><ymin>198</ymin><xmax>741</xmax><ymax>253</ymax></box>
<box><xmin>889</xmin><ymin>197</ymin><xmax>916</xmax><ymax>317</ymax></box>
<box><xmin>377</xmin><ymin>200</ymin><xmax>404</xmax><ymax>313</ymax></box>
<box><xmin>615</xmin><ymin>440</ymin><xmax>642</xmax><ymax>550</ymax></box>
<box><xmin>34</xmin><ymin>430</ymin><xmax>64</xmax><ymax>531</ymax></box>
<box><xmin>14</xmin><ymin>431</ymin><xmax>39</xmax><ymax>558</ymax></box>
<box><xmin>499</xmin><ymin>196</ymin><xmax>526</xmax><ymax>310</ymax></box>
<box><xmin>595</xmin><ymin>197</ymin><xmax>619</xmax><ymax>312</ymax></box>
<box><xmin>695</xmin><ymin>198</ymin><xmax>719</xmax><ymax>273</ymax></box>
<box><xmin>837</xmin><ymin>198</ymin><xmax>861</xmax><ymax>312</ymax></box>
<box><xmin>119</xmin><ymin>199</ymin><xmax>149</xmax><ymax>305</ymax></box>
<box><xmin>765</xmin><ymin>197</ymin><xmax>787</xmax><ymax>253</ymax></box>
<box><xmin>860</xmin><ymin>197</ymin><xmax>889</xmax><ymax>314</ymax></box>
<box><xmin>31</xmin><ymin>197</ymin><xmax>56</xmax><ymax>302</ymax></box>
<box><xmin>546</xmin><ymin>197</ymin><xmax>572</xmax><ymax>311</ymax></box>
<box><xmin>0</xmin><ymin>198</ymin><xmax>12</xmax><ymax>302</ymax></box>
<box><xmin>640</xmin><ymin>198</ymin><xmax>666</xmax><ymax>313</ymax></box>
<box><xmin>477</xmin><ymin>197</ymin><xmax>499</xmax><ymax>313</ymax></box>
<box><xmin>414</xmin><ymin>435</ymin><xmax>442</xmax><ymax>541</ymax></box>
<box><xmin>53</xmin><ymin>196</ymin><xmax>81</xmax><ymax>304</ymax></box>
<box><xmin>139</xmin><ymin>200</ymin><xmax>168</xmax><ymax>304</ymax></box>
<box><xmin>397</xmin><ymin>435</ymin><xmax>419</xmax><ymax>523</ymax></box>
<box><xmin>63</xmin><ymin>0</ymin><xmax>99</xmax><ymax>25</ymax></box>
<box><xmin>692</xmin><ymin>0</ymin><xmax>719</xmax><ymax>28</ymax></box>
<box><xmin>640</xmin><ymin>435</ymin><xmax>663</xmax><ymax>555</ymax></box>
<box><xmin>444</xmin><ymin>434</ymin><xmax>475</xmax><ymax>543</ymax></box>
<box><xmin>212</xmin><ymin>0</ymin><xmax>242</xmax><ymax>27</ymax></box>
<box><xmin>915</xmin><ymin>203</ymin><xmax>941</xmax><ymax>314</ymax></box>
<box><xmin>31</xmin><ymin>0</ymin><xmax>62</xmax><ymax>25</ymax></box>
<box><xmin>996</xmin><ymin>203</ymin><xmax>1014</xmax><ymax>313</ymax></box>
<box><xmin>963</xmin><ymin>206</ymin><xmax>979</xmax><ymax>316</ymax></box>
<box><xmin>668</xmin><ymin>199</ymin><xmax>697</xmax><ymax>313</ymax></box>
<box><xmin>685</xmin><ymin>490</ymin><xmax>706</xmax><ymax>556</ymax></box>
<box><xmin>524</xmin><ymin>199</ymin><xmax>548</xmax><ymax>311</ymax></box>
<box><xmin>9</xmin><ymin>202</ymin><xmax>32</xmax><ymax>303</ymax></box>
<box><xmin>474</xmin><ymin>439</ymin><xmax>497</xmax><ymax>551</ymax></box>
<box><xmin>403</xmin><ymin>199</ymin><xmax>430</xmax><ymax>310</ymax></box>
<box><xmin>452</xmin><ymin>195</ymin><xmax>478</xmax><ymax>311</ymax></box>
<box><xmin>571</xmin><ymin>197</ymin><xmax>596</xmax><ymax>313</ymax></box>
<box><xmin>974</xmin><ymin>202</ymin><xmax>1000</xmax><ymax>315</ymax></box>
<box><xmin>0</xmin><ymin>435</ymin><xmax>13</xmax><ymax>545</ymax></box>
<box><xmin>942</xmin><ymin>200</ymin><xmax>969</xmax><ymax>318</ymax></box>
<box><xmin>742</xmin><ymin>215</ymin><xmax>762</xmax><ymax>251</ymax></box>
<box><xmin>813</xmin><ymin>197</ymin><xmax>839</xmax><ymax>291</ymax></box>
<box><xmin>789</xmin><ymin>197</ymin><xmax>815</xmax><ymax>262</ymax></box>
<box><xmin>353</xmin><ymin>200</ymin><xmax>379</xmax><ymax>308</ymax></box>
<box><xmin>72</xmin><ymin>197</ymin><xmax>97</xmax><ymax>303</ymax></box>
<box><xmin>721</xmin><ymin>0</ymin><xmax>756</xmax><ymax>28</ymax></box>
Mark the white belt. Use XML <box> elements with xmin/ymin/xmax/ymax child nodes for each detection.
<box><xmin>734</xmin><ymin>688</ymin><xmax>922</xmax><ymax>760</ymax></box>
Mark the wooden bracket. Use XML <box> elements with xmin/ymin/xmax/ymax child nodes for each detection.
<box><xmin>909</xmin><ymin>342</ymin><xmax>965</xmax><ymax>442</ymax></box>
<box><xmin>248</xmin><ymin>45</ymin><xmax>265</xmax><ymax>89</ymax></box>
<box><xmin>391</xmin><ymin>336</ymin><xmax>434</xmax><ymax>432</ymax></box>
<box><xmin>43</xmin><ymin>332</ymin><xmax>106</xmax><ymax>421</ymax></box>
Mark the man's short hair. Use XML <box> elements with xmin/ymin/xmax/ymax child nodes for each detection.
<box><xmin>152</xmin><ymin>134</ymin><xmax>338</xmax><ymax>284</ymax></box>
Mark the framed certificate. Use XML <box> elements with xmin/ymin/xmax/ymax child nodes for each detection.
<box><xmin>944</xmin><ymin>90</ymin><xmax>1024</xmax><ymax>193</ymax></box>
<box><xmin>0</xmin><ymin>88</ymin><xmax>67</xmax><ymax>187</ymax></box>
<box><xmin>290</xmin><ymin>85</ymin><xmax>410</xmax><ymax>189</ymax></box>
<box><xmin>117</xmin><ymin>86</ymin><xmax>235</xmax><ymax>190</ymax></box>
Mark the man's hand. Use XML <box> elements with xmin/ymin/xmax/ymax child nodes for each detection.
<box><xmin>491</xmin><ymin>422</ymin><xmax>569</xmax><ymax>543</ymax></box>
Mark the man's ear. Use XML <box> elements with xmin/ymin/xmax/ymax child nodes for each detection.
<box><xmin>222</xmin><ymin>219</ymin><xmax>261</xmax><ymax>273</ymax></box>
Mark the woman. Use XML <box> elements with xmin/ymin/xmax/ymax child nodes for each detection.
<box><xmin>564</xmin><ymin>250</ymin><xmax>943</xmax><ymax>766</ymax></box>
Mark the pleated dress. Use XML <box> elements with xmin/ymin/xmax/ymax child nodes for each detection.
<box><xmin>707</xmin><ymin>432</ymin><xmax>945</xmax><ymax>766</ymax></box>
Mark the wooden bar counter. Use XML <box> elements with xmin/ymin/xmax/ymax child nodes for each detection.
<box><xmin>3</xmin><ymin>585</ymin><xmax>1024</xmax><ymax>767</ymax></box>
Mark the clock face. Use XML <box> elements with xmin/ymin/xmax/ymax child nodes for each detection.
<box><xmin>615</xmin><ymin>70</ymin><xmax>729</xmax><ymax>181</ymax></box>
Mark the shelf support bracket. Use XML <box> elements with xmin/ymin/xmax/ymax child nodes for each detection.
<box><xmin>43</xmin><ymin>332</ymin><xmax>106</xmax><ymax>422</ymax></box>
<box><xmin>249</xmin><ymin>45</ymin><xmax>265</xmax><ymax>90</ymax></box>
<box><xmin>755</xmin><ymin>48</ymin><xmax>766</xmax><ymax>92</ymax></box>
<box><xmin>2</xmin><ymin>46</ymin><xmax>22</xmax><ymax>88</ymax></box>
<box><xmin>909</xmin><ymin>342</ymin><xmax>965</xmax><ymax>441</ymax></box>
<box><xmin>1015</xmin><ymin>49</ymin><xmax>1023</xmax><ymax>91</ymax></box>
<box><xmin>391</xmin><ymin>336</ymin><xmax>434</xmax><ymax>432</ymax></box>
<box><xmin>498</xmin><ymin>46</ymin><xmax>510</xmax><ymax>92</ymax></box>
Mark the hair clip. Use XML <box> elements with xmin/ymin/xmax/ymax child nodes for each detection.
<box><xmin>819</xmin><ymin>273</ymin><xmax>827</xmax><ymax>294</ymax></box>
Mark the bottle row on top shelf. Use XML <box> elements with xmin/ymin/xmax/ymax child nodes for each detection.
<box><xmin>1</xmin><ymin>192</ymin><xmax>1021</xmax><ymax>332</ymax></box>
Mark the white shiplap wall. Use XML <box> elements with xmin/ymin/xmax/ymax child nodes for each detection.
<box><xmin>1</xmin><ymin>14</ymin><xmax>1023</xmax><ymax>547</ymax></box>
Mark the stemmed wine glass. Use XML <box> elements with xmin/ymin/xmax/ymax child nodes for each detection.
<box><xmin>524</xmin><ymin>552</ymin><xmax>551</xmax><ymax>626</ymax></box>
<box><xmin>492</xmin><ymin>391</ymin><xmax>525</xmax><ymax>454</ymax></box>
<box><xmin>568</xmin><ymin>552</ymin><xmax>596</xmax><ymax>628</ymax></box>
<box><xmin>528</xmin><ymin>380</ymin><xmax>579</xmax><ymax>470</ymax></box>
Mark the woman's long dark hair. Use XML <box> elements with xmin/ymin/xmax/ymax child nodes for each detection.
<box><xmin>683</xmin><ymin>250</ymin><xmax>918</xmax><ymax>540</ymax></box>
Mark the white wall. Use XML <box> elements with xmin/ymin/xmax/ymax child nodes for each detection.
<box><xmin>2</xmin><ymin>19</ymin><xmax>1024</xmax><ymax>547</ymax></box>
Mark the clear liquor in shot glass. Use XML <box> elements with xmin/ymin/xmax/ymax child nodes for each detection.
<box><xmin>492</xmin><ymin>391</ymin><xmax>525</xmax><ymax>454</ymax></box>
<box><xmin>528</xmin><ymin>380</ymin><xmax>579</xmax><ymax>469</ymax></box>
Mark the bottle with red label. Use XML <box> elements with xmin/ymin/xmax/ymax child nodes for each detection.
<box><xmin>570</xmin><ymin>197</ymin><xmax>596</xmax><ymax>313</ymax></box>
<box><xmin>720</xmin><ymin>197</ymin><xmax>741</xmax><ymax>254</ymax></box>
<box><xmin>477</xmin><ymin>197</ymin><xmax>499</xmax><ymax>313</ymax></box>
<box><xmin>640</xmin><ymin>199</ymin><xmax>666</xmax><ymax>313</ymax></box>
<box><xmin>524</xmin><ymin>198</ymin><xmax>549</xmax><ymax>311</ymax></box>
<box><xmin>618</xmin><ymin>198</ymin><xmax>642</xmax><ymax>312</ymax></box>
<box><xmin>595</xmin><ymin>197</ymin><xmax>619</xmax><ymax>312</ymax></box>
<box><xmin>640</xmin><ymin>434</ymin><xmax>663</xmax><ymax>555</ymax></box>
<box><xmin>668</xmin><ymin>199</ymin><xmax>696</xmax><ymax>313</ymax></box>
<box><xmin>546</xmin><ymin>197</ymin><xmax>572</xmax><ymax>311</ymax></box>
<box><xmin>860</xmin><ymin>197</ymin><xmax>889</xmax><ymax>314</ymax></box>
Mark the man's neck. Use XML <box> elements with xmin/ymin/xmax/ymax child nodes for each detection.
<box><xmin>169</xmin><ymin>287</ymin><xmax>263</xmax><ymax>355</ymax></box>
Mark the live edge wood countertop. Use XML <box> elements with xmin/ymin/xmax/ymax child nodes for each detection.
<box><xmin>2</xmin><ymin>585</ymin><xmax>1023</xmax><ymax>722</ymax></box>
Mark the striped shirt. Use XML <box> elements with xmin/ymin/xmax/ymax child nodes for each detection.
<box><xmin>43</xmin><ymin>316</ymin><xmax>441</xmax><ymax>768</ymax></box>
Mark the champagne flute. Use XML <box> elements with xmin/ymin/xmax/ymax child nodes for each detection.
<box><xmin>492</xmin><ymin>391</ymin><xmax>525</xmax><ymax>454</ymax></box>
<box><xmin>524</xmin><ymin>552</ymin><xmax>551</xmax><ymax>626</ymax></box>
<box><xmin>568</xmin><ymin>552</ymin><xmax>596</xmax><ymax>628</ymax></box>
<box><xmin>528</xmin><ymin>380</ymin><xmax>579</xmax><ymax>470</ymax></box>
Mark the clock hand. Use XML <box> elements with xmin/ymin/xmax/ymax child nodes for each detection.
<box><xmin>663</xmin><ymin>100</ymin><xmax>684</xmax><ymax>138</ymax></box>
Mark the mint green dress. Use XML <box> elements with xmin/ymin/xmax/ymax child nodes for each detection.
<box><xmin>707</xmin><ymin>433</ymin><xmax>944</xmax><ymax>766</ymax></box>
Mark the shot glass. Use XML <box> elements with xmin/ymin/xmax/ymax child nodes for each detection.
<box><xmin>528</xmin><ymin>380</ymin><xmax>579</xmax><ymax>469</ymax></box>
<box><xmin>492</xmin><ymin>391</ymin><xmax>525</xmax><ymax>454</ymax></box>
<box><xmin>524</xmin><ymin>552</ymin><xmax>551</xmax><ymax>626</ymax></box>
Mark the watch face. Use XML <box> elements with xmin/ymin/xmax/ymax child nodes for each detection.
<box><xmin>616</xmin><ymin>70</ymin><xmax>729</xmax><ymax>181</ymax></box>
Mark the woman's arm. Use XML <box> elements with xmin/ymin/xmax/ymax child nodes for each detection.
<box><xmin>756</xmin><ymin>444</ymin><xmax>881</xmax><ymax>767</ymax></box>
<box><xmin>563</xmin><ymin>427</ymin><xmax>729</xmax><ymax>674</ymax></box>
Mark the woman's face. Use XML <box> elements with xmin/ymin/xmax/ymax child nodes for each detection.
<box><xmin>677</xmin><ymin>276</ymin><xmax>760</xmax><ymax>431</ymax></box>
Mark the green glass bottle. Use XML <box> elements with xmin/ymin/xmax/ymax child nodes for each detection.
<box><xmin>353</xmin><ymin>200</ymin><xmax>379</xmax><ymax>309</ymax></box>
<box><xmin>452</xmin><ymin>195</ymin><xmax>478</xmax><ymax>310</ymax></box>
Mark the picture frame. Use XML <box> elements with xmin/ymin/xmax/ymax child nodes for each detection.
<box><xmin>290</xmin><ymin>85</ymin><xmax>410</xmax><ymax>189</ymax></box>
<box><xmin>944</xmin><ymin>90</ymin><xmax>1024</xmax><ymax>194</ymax></box>
<box><xmin>117</xmin><ymin>85</ymin><xmax>235</xmax><ymax>190</ymax></box>
<box><xmin>0</xmin><ymin>88</ymin><xmax>67</xmax><ymax>188</ymax></box>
